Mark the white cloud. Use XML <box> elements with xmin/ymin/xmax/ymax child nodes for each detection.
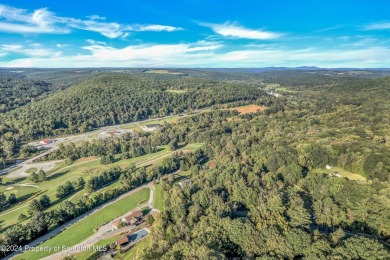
<box><xmin>56</xmin><ymin>44</ymin><xmax>68</xmax><ymax>48</ymax></box>
<box><xmin>0</xmin><ymin>43</ymin><xmax>61</xmax><ymax>57</ymax></box>
<box><xmin>1</xmin><ymin>40</ymin><xmax>389</xmax><ymax>68</ymax></box>
<box><xmin>201</xmin><ymin>22</ymin><xmax>282</xmax><ymax>40</ymax></box>
<box><xmin>364</xmin><ymin>22</ymin><xmax>390</xmax><ymax>30</ymax></box>
<box><xmin>134</xmin><ymin>24</ymin><xmax>183</xmax><ymax>32</ymax></box>
<box><xmin>0</xmin><ymin>4</ymin><xmax>182</xmax><ymax>38</ymax></box>
<box><xmin>0</xmin><ymin>5</ymin><xmax>68</xmax><ymax>34</ymax></box>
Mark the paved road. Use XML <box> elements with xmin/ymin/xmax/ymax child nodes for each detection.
<box><xmin>39</xmin><ymin>183</ymin><xmax>154</xmax><ymax>260</ymax></box>
<box><xmin>1</xmin><ymin>110</ymin><xmax>204</xmax><ymax>179</ymax></box>
<box><xmin>8</xmin><ymin>183</ymin><xmax>151</xmax><ymax>260</ymax></box>
<box><xmin>37</xmin><ymin>170</ymin><xmax>177</xmax><ymax>260</ymax></box>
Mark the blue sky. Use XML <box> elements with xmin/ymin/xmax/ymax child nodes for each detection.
<box><xmin>0</xmin><ymin>0</ymin><xmax>389</xmax><ymax>68</ymax></box>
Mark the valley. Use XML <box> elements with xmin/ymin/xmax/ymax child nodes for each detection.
<box><xmin>0</xmin><ymin>68</ymin><xmax>389</xmax><ymax>259</ymax></box>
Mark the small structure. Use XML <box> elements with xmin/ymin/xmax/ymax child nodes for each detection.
<box><xmin>39</xmin><ymin>139</ymin><xmax>51</xmax><ymax>145</ymax></box>
<box><xmin>116</xmin><ymin>236</ymin><xmax>129</xmax><ymax>246</ymax></box>
<box><xmin>335</xmin><ymin>173</ymin><xmax>342</xmax><ymax>178</ymax></box>
<box><xmin>111</xmin><ymin>219</ymin><xmax>122</xmax><ymax>230</ymax></box>
<box><xmin>326</xmin><ymin>165</ymin><xmax>332</xmax><ymax>170</ymax></box>
<box><xmin>122</xmin><ymin>209</ymin><xmax>143</xmax><ymax>225</ymax></box>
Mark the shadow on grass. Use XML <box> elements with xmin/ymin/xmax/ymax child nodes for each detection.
<box><xmin>47</xmin><ymin>170</ymin><xmax>70</xmax><ymax>181</ymax></box>
<box><xmin>48</xmin><ymin>187</ymin><xmax>84</xmax><ymax>208</ymax></box>
<box><xmin>16</xmin><ymin>191</ymin><xmax>40</xmax><ymax>204</ymax></box>
<box><xmin>5</xmin><ymin>177</ymin><xmax>28</xmax><ymax>185</ymax></box>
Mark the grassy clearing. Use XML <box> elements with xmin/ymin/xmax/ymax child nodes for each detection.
<box><xmin>145</xmin><ymin>69</ymin><xmax>183</xmax><ymax>75</ymax></box>
<box><xmin>153</xmin><ymin>183</ymin><xmax>163</xmax><ymax>211</ymax></box>
<box><xmin>139</xmin><ymin>116</ymin><xmax>179</xmax><ymax>126</ymax></box>
<box><xmin>119</xmin><ymin>238</ymin><xmax>150</xmax><ymax>259</ymax></box>
<box><xmin>313</xmin><ymin>167</ymin><xmax>367</xmax><ymax>182</ymax></box>
<box><xmin>16</xmin><ymin>188</ymin><xmax>150</xmax><ymax>260</ymax></box>
<box><xmin>0</xmin><ymin>185</ymin><xmax>39</xmax><ymax>199</ymax></box>
<box><xmin>166</xmin><ymin>89</ymin><xmax>187</xmax><ymax>94</ymax></box>
<box><xmin>183</xmin><ymin>143</ymin><xmax>204</xmax><ymax>151</ymax></box>
<box><xmin>229</xmin><ymin>104</ymin><xmax>267</xmax><ymax>115</ymax></box>
<box><xmin>275</xmin><ymin>87</ymin><xmax>296</xmax><ymax>93</ymax></box>
<box><xmin>0</xmin><ymin>147</ymin><xmax>170</xmax><ymax>229</ymax></box>
<box><xmin>120</xmin><ymin>124</ymin><xmax>142</xmax><ymax>131</ymax></box>
<box><xmin>172</xmin><ymin>171</ymin><xmax>191</xmax><ymax>184</ymax></box>
<box><xmin>0</xmin><ymin>143</ymin><xmax>197</xmax><ymax>230</ymax></box>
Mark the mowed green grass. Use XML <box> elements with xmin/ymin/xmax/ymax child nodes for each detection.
<box><xmin>139</xmin><ymin>116</ymin><xmax>179</xmax><ymax>126</ymax></box>
<box><xmin>0</xmin><ymin>143</ymin><xmax>198</xmax><ymax>231</ymax></box>
<box><xmin>153</xmin><ymin>183</ymin><xmax>163</xmax><ymax>211</ymax></box>
<box><xmin>0</xmin><ymin>147</ymin><xmax>170</xmax><ymax>230</ymax></box>
<box><xmin>120</xmin><ymin>123</ymin><xmax>142</xmax><ymax>131</ymax></box>
<box><xmin>313</xmin><ymin>167</ymin><xmax>367</xmax><ymax>182</ymax></box>
<box><xmin>16</xmin><ymin>188</ymin><xmax>150</xmax><ymax>260</ymax></box>
<box><xmin>0</xmin><ymin>185</ymin><xmax>39</xmax><ymax>199</ymax></box>
<box><xmin>119</xmin><ymin>238</ymin><xmax>150</xmax><ymax>259</ymax></box>
<box><xmin>183</xmin><ymin>143</ymin><xmax>204</xmax><ymax>151</ymax></box>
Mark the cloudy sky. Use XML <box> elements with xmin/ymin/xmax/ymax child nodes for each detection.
<box><xmin>0</xmin><ymin>0</ymin><xmax>389</xmax><ymax>68</ymax></box>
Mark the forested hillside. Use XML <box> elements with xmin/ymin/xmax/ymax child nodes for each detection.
<box><xmin>134</xmin><ymin>76</ymin><xmax>390</xmax><ymax>259</ymax></box>
<box><xmin>0</xmin><ymin>77</ymin><xmax>55</xmax><ymax>113</ymax></box>
<box><xmin>0</xmin><ymin>72</ymin><xmax>264</xmax><ymax>166</ymax></box>
<box><xmin>0</xmin><ymin>69</ymin><xmax>389</xmax><ymax>259</ymax></box>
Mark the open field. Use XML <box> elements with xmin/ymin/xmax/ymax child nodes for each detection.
<box><xmin>229</xmin><ymin>104</ymin><xmax>266</xmax><ymax>114</ymax></box>
<box><xmin>275</xmin><ymin>86</ymin><xmax>296</xmax><ymax>92</ymax></box>
<box><xmin>182</xmin><ymin>143</ymin><xmax>204</xmax><ymax>151</ymax></box>
<box><xmin>166</xmin><ymin>89</ymin><xmax>187</xmax><ymax>94</ymax></box>
<box><xmin>0</xmin><ymin>149</ymin><xmax>163</xmax><ymax>229</ymax></box>
<box><xmin>313</xmin><ymin>167</ymin><xmax>367</xmax><ymax>182</ymax></box>
<box><xmin>0</xmin><ymin>143</ymin><xmax>201</xmax><ymax>230</ymax></box>
<box><xmin>119</xmin><ymin>238</ymin><xmax>150</xmax><ymax>259</ymax></box>
<box><xmin>120</xmin><ymin>123</ymin><xmax>142</xmax><ymax>131</ymax></box>
<box><xmin>153</xmin><ymin>183</ymin><xmax>163</xmax><ymax>211</ymax></box>
<box><xmin>15</xmin><ymin>188</ymin><xmax>150</xmax><ymax>260</ymax></box>
<box><xmin>0</xmin><ymin>185</ymin><xmax>39</xmax><ymax>200</ymax></box>
<box><xmin>144</xmin><ymin>69</ymin><xmax>183</xmax><ymax>75</ymax></box>
<box><xmin>139</xmin><ymin>116</ymin><xmax>179</xmax><ymax>126</ymax></box>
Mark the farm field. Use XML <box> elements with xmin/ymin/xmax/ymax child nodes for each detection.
<box><xmin>15</xmin><ymin>188</ymin><xmax>150</xmax><ymax>260</ymax></box>
<box><xmin>313</xmin><ymin>167</ymin><xmax>367</xmax><ymax>182</ymax></box>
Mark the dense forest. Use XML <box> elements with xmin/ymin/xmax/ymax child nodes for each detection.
<box><xmin>0</xmin><ymin>72</ymin><xmax>265</xmax><ymax>166</ymax></box>
<box><xmin>0</xmin><ymin>69</ymin><xmax>389</xmax><ymax>259</ymax></box>
<box><xmin>134</xmin><ymin>77</ymin><xmax>390</xmax><ymax>259</ymax></box>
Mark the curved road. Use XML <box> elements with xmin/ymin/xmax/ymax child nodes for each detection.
<box><xmin>8</xmin><ymin>183</ymin><xmax>152</xmax><ymax>259</ymax></box>
<box><xmin>39</xmin><ymin>184</ymin><xmax>155</xmax><ymax>260</ymax></box>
